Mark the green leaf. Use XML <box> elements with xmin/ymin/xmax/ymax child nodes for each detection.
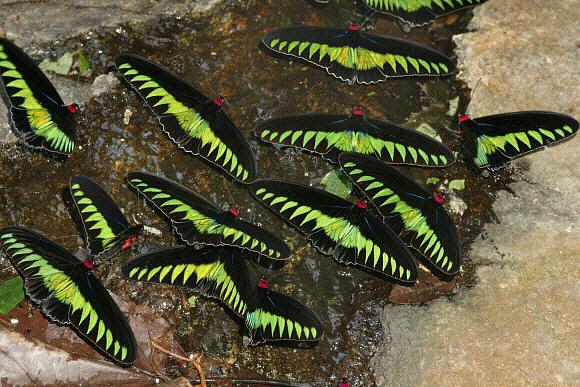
<box><xmin>415</xmin><ymin>123</ymin><xmax>442</xmax><ymax>142</ymax></box>
<box><xmin>366</xmin><ymin>91</ymin><xmax>376</xmax><ymax>97</ymax></box>
<box><xmin>447</xmin><ymin>96</ymin><xmax>459</xmax><ymax>117</ymax></box>
<box><xmin>0</xmin><ymin>277</ymin><xmax>25</xmax><ymax>314</ymax></box>
<box><xmin>188</xmin><ymin>295</ymin><xmax>196</xmax><ymax>308</ymax></box>
<box><xmin>78</xmin><ymin>52</ymin><xmax>90</xmax><ymax>75</ymax></box>
<box><xmin>321</xmin><ymin>168</ymin><xmax>353</xmax><ymax>199</ymax></box>
<box><xmin>39</xmin><ymin>52</ymin><xmax>73</xmax><ymax>75</ymax></box>
<box><xmin>426</xmin><ymin>177</ymin><xmax>440</xmax><ymax>185</ymax></box>
<box><xmin>449</xmin><ymin>179</ymin><xmax>465</xmax><ymax>191</ymax></box>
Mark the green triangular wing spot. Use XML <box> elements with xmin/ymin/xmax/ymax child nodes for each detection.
<box><xmin>339</xmin><ymin>152</ymin><xmax>461</xmax><ymax>275</ymax></box>
<box><xmin>262</xmin><ymin>25</ymin><xmax>455</xmax><ymax>84</ymax></box>
<box><xmin>244</xmin><ymin>279</ymin><xmax>324</xmax><ymax>345</ymax></box>
<box><xmin>0</xmin><ymin>38</ymin><xmax>76</xmax><ymax>155</ymax></box>
<box><xmin>0</xmin><ymin>226</ymin><xmax>137</xmax><ymax>365</ymax></box>
<box><xmin>461</xmin><ymin>111</ymin><xmax>579</xmax><ymax>172</ymax></box>
<box><xmin>249</xmin><ymin>179</ymin><xmax>418</xmax><ymax>284</ymax></box>
<box><xmin>254</xmin><ymin>108</ymin><xmax>455</xmax><ymax>166</ymax></box>
<box><xmin>122</xmin><ymin>245</ymin><xmax>254</xmax><ymax>317</ymax></box>
<box><xmin>362</xmin><ymin>0</ymin><xmax>489</xmax><ymax>27</ymax></box>
<box><xmin>127</xmin><ymin>172</ymin><xmax>290</xmax><ymax>260</ymax></box>
<box><xmin>70</xmin><ymin>174</ymin><xmax>143</xmax><ymax>263</ymax></box>
<box><xmin>114</xmin><ymin>54</ymin><xmax>256</xmax><ymax>183</ymax></box>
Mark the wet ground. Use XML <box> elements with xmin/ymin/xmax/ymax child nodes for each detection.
<box><xmin>0</xmin><ymin>0</ymin><xmax>517</xmax><ymax>385</ymax></box>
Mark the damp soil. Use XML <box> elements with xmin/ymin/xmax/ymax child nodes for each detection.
<box><xmin>0</xmin><ymin>0</ymin><xmax>516</xmax><ymax>385</ymax></box>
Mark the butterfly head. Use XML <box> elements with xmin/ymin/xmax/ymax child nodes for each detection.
<box><xmin>356</xmin><ymin>200</ymin><xmax>367</xmax><ymax>209</ymax></box>
<box><xmin>83</xmin><ymin>259</ymin><xmax>94</xmax><ymax>269</ymax></box>
<box><xmin>122</xmin><ymin>235</ymin><xmax>138</xmax><ymax>249</ymax></box>
<box><xmin>257</xmin><ymin>278</ymin><xmax>269</xmax><ymax>289</ymax></box>
<box><xmin>348</xmin><ymin>23</ymin><xmax>359</xmax><ymax>31</ymax></box>
<box><xmin>229</xmin><ymin>208</ymin><xmax>239</xmax><ymax>217</ymax></box>
<box><xmin>433</xmin><ymin>193</ymin><xmax>445</xmax><ymax>204</ymax></box>
<box><xmin>67</xmin><ymin>103</ymin><xmax>79</xmax><ymax>113</ymax></box>
<box><xmin>338</xmin><ymin>378</ymin><xmax>350</xmax><ymax>387</ymax></box>
<box><xmin>213</xmin><ymin>97</ymin><xmax>224</xmax><ymax>107</ymax></box>
<box><xmin>353</xmin><ymin>107</ymin><xmax>363</xmax><ymax>116</ymax></box>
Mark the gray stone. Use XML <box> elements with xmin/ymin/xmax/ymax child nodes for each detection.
<box><xmin>372</xmin><ymin>0</ymin><xmax>580</xmax><ymax>384</ymax></box>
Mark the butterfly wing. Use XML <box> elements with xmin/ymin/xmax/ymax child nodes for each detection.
<box><xmin>339</xmin><ymin>152</ymin><xmax>461</xmax><ymax>275</ymax></box>
<box><xmin>255</xmin><ymin>111</ymin><xmax>455</xmax><ymax>166</ymax></box>
<box><xmin>361</xmin><ymin>0</ymin><xmax>488</xmax><ymax>27</ymax></box>
<box><xmin>263</xmin><ymin>26</ymin><xmax>455</xmax><ymax>84</ymax></box>
<box><xmin>127</xmin><ymin>172</ymin><xmax>290</xmax><ymax>259</ymax></box>
<box><xmin>122</xmin><ymin>245</ymin><xmax>253</xmax><ymax>317</ymax></box>
<box><xmin>0</xmin><ymin>38</ymin><xmax>75</xmax><ymax>154</ymax></box>
<box><xmin>249</xmin><ymin>179</ymin><xmax>417</xmax><ymax>284</ymax></box>
<box><xmin>70</xmin><ymin>174</ymin><xmax>143</xmax><ymax>263</ymax></box>
<box><xmin>114</xmin><ymin>54</ymin><xmax>256</xmax><ymax>183</ymax></box>
<box><xmin>462</xmin><ymin>111</ymin><xmax>579</xmax><ymax>171</ymax></box>
<box><xmin>245</xmin><ymin>283</ymin><xmax>323</xmax><ymax>345</ymax></box>
<box><xmin>0</xmin><ymin>226</ymin><xmax>137</xmax><ymax>364</ymax></box>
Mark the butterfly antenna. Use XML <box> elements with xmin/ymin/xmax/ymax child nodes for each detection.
<box><xmin>356</xmin><ymin>8</ymin><xmax>376</xmax><ymax>29</ymax></box>
<box><xmin>221</xmin><ymin>175</ymin><xmax>235</xmax><ymax>206</ymax></box>
<box><xmin>464</xmin><ymin>77</ymin><xmax>483</xmax><ymax>117</ymax></box>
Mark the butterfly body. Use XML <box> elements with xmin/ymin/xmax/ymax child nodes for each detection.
<box><xmin>0</xmin><ymin>226</ymin><xmax>137</xmax><ymax>365</ymax></box>
<box><xmin>262</xmin><ymin>24</ymin><xmax>455</xmax><ymax>84</ymax></box>
<box><xmin>0</xmin><ymin>38</ymin><xmax>77</xmax><ymax>155</ymax></box>
<box><xmin>460</xmin><ymin>111</ymin><xmax>579</xmax><ymax>173</ymax></box>
<box><xmin>255</xmin><ymin>107</ymin><xmax>454</xmax><ymax>166</ymax></box>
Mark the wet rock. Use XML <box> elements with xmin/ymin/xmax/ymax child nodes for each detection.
<box><xmin>92</xmin><ymin>72</ymin><xmax>120</xmax><ymax>97</ymax></box>
<box><xmin>372</xmin><ymin>0</ymin><xmax>580</xmax><ymax>384</ymax></box>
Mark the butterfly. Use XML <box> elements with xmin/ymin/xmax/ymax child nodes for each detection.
<box><xmin>254</xmin><ymin>107</ymin><xmax>455</xmax><ymax>167</ymax></box>
<box><xmin>114</xmin><ymin>54</ymin><xmax>256</xmax><ymax>183</ymax></box>
<box><xmin>0</xmin><ymin>225</ymin><xmax>137</xmax><ymax>365</ymax></box>
<box><xmin>249</xmin><ymin>179</ymin><xmax>418</xmax><ymax>284</ymax></box>
<box><xmin>122</xmin><ymin>245</ymin><xmax>324</xmax><ymax>345</ymax></box>
<box><xmin>338</xmin><ymin>152</ymin><xmax>461</xmax><ymax>275</ymax></box>
<box><xmin>459</xmin><ymin>111</ymin><xmax>579</xmax><ymax>173</ymax></box>
<box><xmin>69</xmin><ymin>174</ymin><xmax>143</xmax><ymax>264</ymax></box>
<box><xmin>0</xmin><ymin>37</ymin><xmax>77</xmax><ymax>155</ymax></box>
<box><xmin>361</xmin><ymin>0</ymin><xmax>489</xmax><ymax>28</ymax></box>
<box><xmin>262</xmin><ymin>23</ymin><xmax>455</xmax><ymax>84</ymax></box>
<box><xmin>127</xmin><ymin>172</ymin><xmax>290</xmax><ymax>260</ymax></box>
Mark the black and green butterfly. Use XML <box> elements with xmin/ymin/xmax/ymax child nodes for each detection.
<box><xmin>114</xmin><ymin>54</ymin><xmax>256</xmax><ymax>183</ymax></box>
<box><xmin>459</xmin><ymin>111</ymin><xmax>579</xmax><ymax>173</ymax></box>
<box><xmin>0</xmin><ymin>225</ymin><xmax>137</xmax><ymax>365</ymax></box>
<box><xmin>249</xmin><ymin>179</ymin><xmax>418</xmax><ymax>284</ymax></box>
<box><xmin>70</xmin><ymin>174</ymin><xmax>143</xmax><ymax>264</ymax></box>
<box><xmin>127</xmin><ymin>172</ymin><xmax>290</xmax><ymax>260</ymax></box>
<box><xmin>361</xmin><ymin>0</ymin><xmax>488</xmax><ymax>27</ymax></box>
<box><xmin>121</xmin><ymin>246</ymin><xmax>324</xmax><ymax>345</ymax></box>
<box><xmin>254</xmin><ymin>107</ymin><xmax>455</xmax><ymax>167</ymax></box>
<box><xmin>262</xmin><ymin>23</ymin><xmax>455</xmax><ymax>84</ymax></box>
<box><xmin>0</xmin><ymin>37</ymin><xmax>77</xmax><ymax>155</ymax></box>
<box><xmin>339</xmin><ymin>152</ymin><xmax>461</xmax><ymax>275</ymax></box>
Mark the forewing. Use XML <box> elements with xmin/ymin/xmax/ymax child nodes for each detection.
<box><xmin>0</xmin><ymin>226</ymin><xmax>137</xmax><ymax>364</ymax></box>
<box><xmin>339</xmin><ymin>153</ymin><xmax>461</xmax><ymax>274</ymax></box>
<box><xmin>245</xmin><ymin>287</ymin><xmax>323</xmax><ymax>345</ymax></box>
<box><xmin>467</xmin><ymin>111</ymin><xmax>579</xmax><ymax>170</ymax></box>
<box><xmin>249</xmin><ymin>179</ymin><xmax>417</xmax><ymax>283</ymax></box>
<box><xmin>114</xmin><ymin>54</ymin><xmax>256</xmax><ymax>182</ymax></box>
<box><xmin>128</xmin><ymin>172</ymin><xmax>289</xmax><ymax>259</ymax></box>
<box><xmin>0</xmin><ymin>38</ymin><xmax>75</xmax><ymax>154</ymax></box>
<box><xmin>362</xmin><ymin>0</ymin><xmax>488</xmax><ymax>27</ymax></box>
<box><xmin>122</xmin><ymin>245</ymin><xmax>253</xmax><ymax>317</ymax></box>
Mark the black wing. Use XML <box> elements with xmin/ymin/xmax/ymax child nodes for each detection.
<box><xmin>122</xmin><ymin>245</ymin><xmax>254</xmax><ymax>317</ymax></box>
<box><xmin>127</xmin><ymin>172</ymin><xmax>290</xmax><ymax>259</ymax></box>
<box><xmin>0</xmin><ymin>38</ymin><xmax>75</xmax><ymax>154</ymax></box>
<box><xmin>339</xmin><ymin>152</ymin><xmax>461</xmax><ymax>275</ymax></box>
<box><xmin>249</xmin><ymin>179</ymin><xmax>417</xmax><ymax>284</ymax></box>
<box><xmin>114</xmin><ymin>54</ymin><xmax>256</xmax><ymax>182</ymax></box>
<box><xmin>255</xmin><ymin>109</ymin><xmax>454</xmax><ymax>166</ymax></box>
<box><xmin>0</xmin><ymin>226</ymin><xmax>137</xmax><ymax>364</ymax></box>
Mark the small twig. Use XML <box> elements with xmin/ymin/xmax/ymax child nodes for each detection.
<box><xmin>149</xmin><ymin>334</ymin><xmax>206</xmax><ymax>387</ymax></box>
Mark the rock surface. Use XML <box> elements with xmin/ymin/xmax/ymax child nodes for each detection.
<box><xmin>372</xmin><ymin>0</ymin><xmax>580</xmax><ymax>384</ymax></box>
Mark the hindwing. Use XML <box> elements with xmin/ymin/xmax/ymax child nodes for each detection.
<box><xmin>127</xmin><ymin>172</ymin><xmax>290</xmax><ymax>259</ymax></box>
<box><xmin>70</xmin><ymin>174</ymin><xmax>143</xmax><ymax>263</ymax></box>
<box><xmin>245</xmin><ymin>279</ymin><xmax>324</xmax><ymax>345</ymax></box>
<box><xmin>339</xmin><ymin>152</ymin><xmax>461</xmax><ymax>275</ymax></box>
<box><xmin>249</xmin><ymin>179</ymin><xmax>417</xmax><ymax>284</ymax></box>
<box><xmin>0</xmin><ymin>38</ymin><xmax>75</xmax><ymax>154</ymax></box>
<box><xmin>255</xmin><ymin>109</ymin><xmax>454</xmax><ymax>166</ymax></box>
<box><xmin>122</xmin><ymin>245</ymin><xmax>253</xmax><ymax>317</ymax></box>
<box><xmin>114</xmin><ymin>54</ymin><xmax>256</xmax><ymax>183</ymax></box>
<box><xmin>362</xmin><ymin>0</ymin><xmax>488</xmax><ymax>27</ymax></box>
<box><xmin>263</xmin><ymin>25</ymin><xmax>455</xmax><ymax>84</ymax></box>
<box><xmin>0</xmin><ymin>226</ymin><xmax>137</xmax><ymax>365</ymax></box>
<box><xmin>461</xmin><ymin>111</ymin><xmax>579</xmax><ymax>171</ymax></box>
